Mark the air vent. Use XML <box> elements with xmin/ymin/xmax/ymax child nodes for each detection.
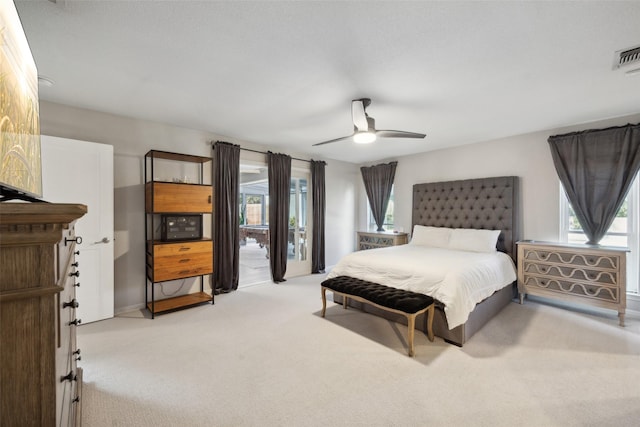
<box><xmin>613</xmin><ymin>45</ymin><xmax>640</xmax><ymax>70</ymax></box>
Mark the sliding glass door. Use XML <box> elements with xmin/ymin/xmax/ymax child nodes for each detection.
<box><xmin>286</xmin><ymin>168</ymin><xmax>311</xmax><ymax>277</ymax></box>
<box><xmin>238</xmin><ymin>157</ymin><xmax>312</xmax><ymax>284</ymax></box>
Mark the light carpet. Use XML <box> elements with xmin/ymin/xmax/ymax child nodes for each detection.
<box><xmin>78</xmin><ymin>274</ymin><xmax>640</xmax><ymax>426</ymax></box>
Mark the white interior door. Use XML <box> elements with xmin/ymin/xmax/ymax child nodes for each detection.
<box><xmin>41</xmin><ymin>135</ymin><xmax>114</xmax><ymax>323</ymax></box>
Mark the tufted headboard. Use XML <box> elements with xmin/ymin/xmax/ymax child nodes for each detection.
<box><xmin>412</xmin><ymin>176</ymin><xmax>520</xmax><ymax>261</ymax></box>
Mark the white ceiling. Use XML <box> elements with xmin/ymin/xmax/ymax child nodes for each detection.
<box><xmin>14</xmin><ymin>0</ymin><xmax>640</xmax><ymax>164</ymax></box>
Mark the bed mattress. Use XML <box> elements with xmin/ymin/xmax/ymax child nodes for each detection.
<box><xmin>327</xmin><ymin>244</ymin><xmax>517</xmax><ymax>329</ymax></box>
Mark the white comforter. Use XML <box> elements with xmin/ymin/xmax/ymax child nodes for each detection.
<box><xmin>327</xmin><ymin>245</ymin><xmax>517</xmax><ymax>329</ymax></box>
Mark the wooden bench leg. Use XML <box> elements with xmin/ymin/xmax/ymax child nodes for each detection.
<box><xmin>321</xmin><ymin>287</ymin><xmax>327</xmax><ymax>318</ymax></box>
<box><xmin>407</xmin><ymin>314</ymin><xmax>416</xmax><ymax>357</ymax></box>
<box><xmin>426</xmin><ymin>304</ymin><xmax>435</xmax><ymax>342</ymax></box>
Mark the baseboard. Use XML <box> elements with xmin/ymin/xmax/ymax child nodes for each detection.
<box><xmin>115</xmin><ymin>303</ymin><xmax>145</xmax><ymax>315</ymax></box>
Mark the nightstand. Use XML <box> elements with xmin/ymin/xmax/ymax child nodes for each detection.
<box><xmin>357</xmin><ymin>231</ymin><xmax>408</xmax><ymax>250</ymax></box>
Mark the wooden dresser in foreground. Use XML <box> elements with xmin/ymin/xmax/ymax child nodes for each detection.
<box><xmin>517</xmin><ymin>240</ymin><xmax>627</xmax><ymax>326</ymax></box>
<box><xmin>0</xmin><ymin>203</ymin><xmax>87</xmax><ymax>427</ymax></box>
<box><xmin>357</xmin><ymin>230</ymin><xmax>409</xmax><ymax>251</ymax></box>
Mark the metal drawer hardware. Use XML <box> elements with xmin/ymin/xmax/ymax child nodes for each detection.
<box><xmin>72</xmin><ymin>262</ymin><xmax>79</xmax><ymax>268</ymax></box>
<box><xmin>61</xmin><ymin>371</ymin><xmax>77</xmax><ymax>382</ymax></box>
<box><xmin>69</xmin><ymin>271</ymin><xmax>80</xmax><ymax>278</ymax></box>
<box><xmin>73</xmin><ymin>282</ymin><xmax>80</xmax><ymax>288</ymax></box>
<box><xmin>74</xmin><ymin>250</ymin><xmax>80</xmax><ymax>255</ymax></box>
<box><xmin>72</xmin><ymin>397</ymin><xmax>80</xmax><ymax>404</ymax></box>
<box><xmin>73</xmin><ymin>349</ymin><xmax>81</xmax><ymax>361</ymax></box>
<box><xmin>64</xmin><ymin>236</ymin><xmax>82</xmax><ymax>246</ymax></box>
<box><xmin>62</xmin><ymin>299</ymin><xmax>79</xmax><ymax>309</ymax></box>
<box><xmin>94</xmin><ymin>237</ymin><xmax>110</xmax><ymax>244</ymax></box>
<box><xmin>69</xmin><ymin>319</ymin><xmax>82</xmax><ymax>326</ymax></box>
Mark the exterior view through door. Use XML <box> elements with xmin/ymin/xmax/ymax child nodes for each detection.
<box><xmin>238</xmin><ymin>161</ymin><xmax>310</xmax><ymax>286</ymax></box>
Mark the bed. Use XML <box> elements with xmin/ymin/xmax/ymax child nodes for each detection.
<box><xmin>328</xmin><ymin>176</ymin><xmax>520</xmax><ymax>346</ymax></box>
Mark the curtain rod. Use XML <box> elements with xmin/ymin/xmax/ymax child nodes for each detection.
<box><xmin>240</xmin><ymin>147</ymin><xmax>312</xmax><ymax>163</ymax></box>
<box><xmin>212</xmin><ymin>140</ymin><xmax>322</xmax><ymax>164</ymax></box>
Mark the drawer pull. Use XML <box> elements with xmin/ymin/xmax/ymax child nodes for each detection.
<box><xmin>69</xmin><ymin>271</ymin><xmax>80</xmax><ymax>278</ymax></box>
<box><xmin>179</xmin><ymin>270</ymin><xmax>191</xmax><ymax>275</ymax></box>
<box><xmin>61</xmin><ymin>371</ymin><xmax>77</xmax><ymax>382</ymax></box>
<box><xmin>65</xmin><ymin>236</ymin><xmax>83</xmax><ymax>246</ymax></box>
<box><xmin>179</xmin><ymin>247</ymin><xmax>191</xmax><ymax>252</ymax></box>
<box><xmin>74</xmin><ymin>250</ymin><xmax>80</xmax><ymax>255</ymax></box>
<box><xmin>73</xmin><ymin>282</ymin><xmax>80</xmax><ymax>288</ymax></box>
<box><xmin>208</xmin><ymin>195</ymin><xmax>212</xmax><ymax>204</ymax></box>
<box><xmin>72</xmin><ymin>262</ymin><xmax>79</xmax><ymax>268</ymax></box>
<box><xmin>72</xmin><ymin>397</ymin><xmax>80</xmax><ymax>404</ymax></box>
<box><xmin>69</xmin><ymin>318</ymin><xmax>82</xmax><ymax>326</ymax></box>
<box><xmin>179</xmin><ymin>258</ymin><xmax>191</xmax><ymax>263</ymax></box>
<box><xmin>63</xmin><ymin>299</ymin><xmax>79</xmax><ymax>309</ymax></box>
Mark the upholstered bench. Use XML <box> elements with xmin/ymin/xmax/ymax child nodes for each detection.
<box><xmin>321</xmin><ymin>276</ymin><xmax>435</xmax><ymax>357</ymax></box>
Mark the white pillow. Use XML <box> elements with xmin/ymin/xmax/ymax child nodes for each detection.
<box><xmin>409</xmin><ymin>225</ymin><xmax>452</xmax><ymax>248</ymax></box>
<box><xmin>448</xmin><ymin>228</ymin><xmax>501</xmax><ymax>253</ymax></box>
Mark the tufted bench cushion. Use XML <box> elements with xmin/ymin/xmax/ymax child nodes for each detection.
<box><xmin>321</xmin><ymin>276</ymin><xmax>435</xmax><ymax>356</ymax></box>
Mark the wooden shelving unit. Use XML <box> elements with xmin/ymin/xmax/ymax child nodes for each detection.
<box><xmin>144</xmin><ymin>150</ymin><xmax>214</xmax><ymax>318</ymax></box>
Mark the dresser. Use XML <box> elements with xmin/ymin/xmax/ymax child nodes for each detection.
<box><xmin>517</xmin><ymin>240</ymin><xmax>627</xmax><ymax>326</ymax></box>
<box><xmin>0</xmin><ymin>203</ymin><xmax>87</xmax><ymax>427</ymax></box>
<box><xmin>357</xmin><ymin>231</ymin><xmax>408</xmax><ymax>250</ymax></box>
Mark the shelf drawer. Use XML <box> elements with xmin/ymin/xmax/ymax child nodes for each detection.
<box><xmin>148</xmin><ymin>241</ymin><xmax>213</xmax><ymax>282</ymax></box>
<box><xmin>150</xmin><ymin>256</ymin><xmax>213</xmax><ymax>282</ymax></box>
<box><xmin>145</xmin><ymin>182</ymin><xmax>212</xmax><ymax>213</ymax></box>
<box><xmin>149</xmin><ymin>240</ymin><xmax>212</xmax><ymax>256</ymax></box>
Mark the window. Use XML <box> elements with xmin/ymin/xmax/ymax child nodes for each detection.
<box><xmin>560</xmin><ymin>176</ymin><xmax>639</xmax><ymax>294</ymax></box>
<box><xmin>368</xmin><ymin>186</ymin><xmax>394</xmax><ymax>231</ymax></box>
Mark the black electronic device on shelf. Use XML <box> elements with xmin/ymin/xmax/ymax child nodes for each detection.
<box><xmin>161</xmin><ymin>214</ymin><xmax>203</xmax><ymax>241</ymax></box>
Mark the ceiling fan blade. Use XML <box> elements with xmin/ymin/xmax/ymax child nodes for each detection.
<box><xmin>376</xmin><ymin>130</ymin><xmax>426</xmax><ymax>139</ymax></box>
<box><xmin>351</xmin><ymin>99</ymin><xmax>369</xmax><ymax>131</ymax></box>
<box><xmin>312</xmin><ymin>134</ymin><xmax>354</xmax><ymax>146</ymax></box>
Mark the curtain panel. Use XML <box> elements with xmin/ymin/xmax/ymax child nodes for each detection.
<box><xmin>548</xmin><ymin>123</ymin><xmax>640</xmax><ymax>245</ymax></box>
<box><xmin>267</xmin><ymin>152</ymin><xmax>292</xmax><ymax>282</ymax></box>
<box><xmin>360</xmin><ymin>161</ymin><xmax>398</xmax><ymax>231</ymax></box>
<box><xmin>311</xmin><ymin>160</ymin><xmax>326</xmax><ymax>273</ymax></box>
<box><xmin>212</xmin><ymin>141</ymin><xmax>240</xmax><ymax>292</ymax></box>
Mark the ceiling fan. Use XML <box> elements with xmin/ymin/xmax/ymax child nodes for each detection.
<box><xmin>313</xmin><ymin>98</ymin><xmax>426</xmax><ymax>146</ymax></box>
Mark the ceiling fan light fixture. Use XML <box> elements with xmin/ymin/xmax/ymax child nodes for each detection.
<box><xmin>353</xmin><ymin>131</ymin><xmax>376</xmax><ymax>144</ymax></box>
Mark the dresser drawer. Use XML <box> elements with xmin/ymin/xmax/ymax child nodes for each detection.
<box><xmin>521</xmin><ymin>247</ymin><xmax>619</xmax><ymax>270</ymax></box>
<box><xmin>521</xmin><ymin>261</ymin><xmax>619</xmax><ymax>286</ymax></box>
<box><xmin>519</xmin><ymin>275</ymin><xmax>620</xmax><ymax>303</ymax></box>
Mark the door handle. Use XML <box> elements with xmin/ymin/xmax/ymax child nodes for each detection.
<box><xmin>94</xmin><ymin>237</ymin><xmax>110</xmax><ymax>244</ymax></box>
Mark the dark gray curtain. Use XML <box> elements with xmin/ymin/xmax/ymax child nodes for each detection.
<box><xmin>212</xmin><ymin>141</ymin><xmax>240</xmax><ymax>293</ymax></box>
<box><xmin>311</xmin><ymin>160</ymin><xmax>326</xmax><ymax>273</ymax></box>
<box><xmin>548</xmin><ymin>123</ymin><xmax>640</xmax><ymax>244</ymax></box>
<box><xmin>267</xmin><ymin>152</ymin><xmax>291</xmax><ymax>283</ymax></box>
<box><xmin>360</xmin><ymin>161</ymin><xmax>398</xmax><ymax>231</ymax></box>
